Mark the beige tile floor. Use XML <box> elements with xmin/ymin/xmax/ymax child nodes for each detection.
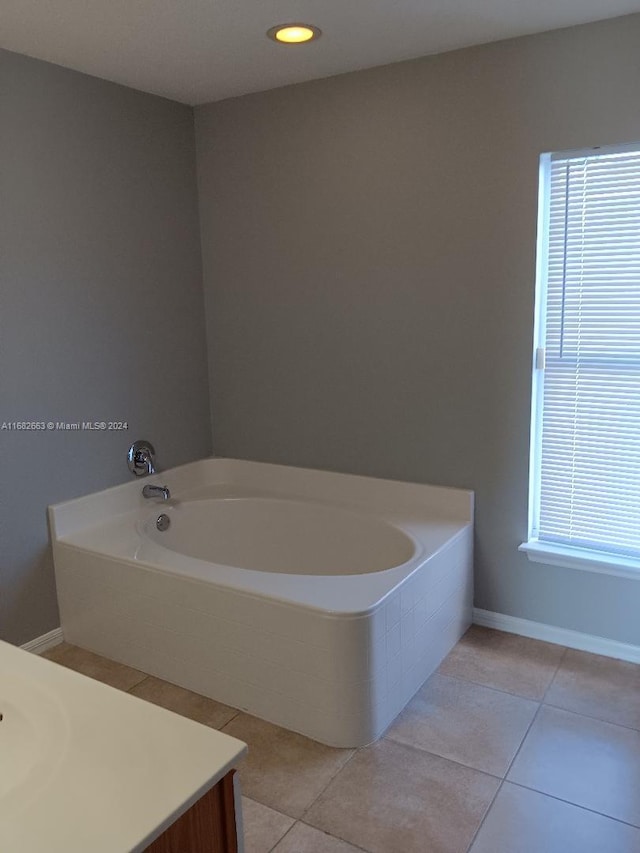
<box><xmin>42</xmin><ymin>627</ymin><xmax>640</xmax><ymax>853</ymax></box>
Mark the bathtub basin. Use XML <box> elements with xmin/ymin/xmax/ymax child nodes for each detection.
<box><xmin>50</xmin><ymin>458</ymin><xmax>474</xmax><ymax>747</ymax></box>
<box><xmin>143</xmin><ymin>497</ymin><xmax>415</xmax><ymax>574</ymax></box>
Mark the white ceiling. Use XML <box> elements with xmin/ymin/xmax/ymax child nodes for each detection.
<box><xmin>1</xmin><ymin>0</ymin><xmax>639</xmax><ymax>105</ymax></box>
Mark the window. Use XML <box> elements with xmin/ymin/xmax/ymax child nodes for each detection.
<box><xmin>521</xmin><ymin>143</ymin><xmax>640</xmax><ymax>579</ymax></box>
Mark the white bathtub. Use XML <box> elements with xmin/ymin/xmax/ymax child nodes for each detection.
<box><xmin>50</xmin><ymin>459</ymin><xmax>473</xmax><ymax>747</ymax></box>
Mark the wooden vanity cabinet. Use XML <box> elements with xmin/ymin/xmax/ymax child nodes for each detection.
<box><xmin>145</xmin><ymin>770</ymin><xmax>238</xmax><ymax>853</ymax></box>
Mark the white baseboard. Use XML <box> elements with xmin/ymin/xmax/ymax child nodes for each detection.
<box><xmin>473</xmin><ymin>608</ymin><xmax>640</xmax><ymax>664</ymax></box>
<box><xmin>21</xmin><ymin>627</ymin><xmax>64</xmax><ymax>654</ymax></box>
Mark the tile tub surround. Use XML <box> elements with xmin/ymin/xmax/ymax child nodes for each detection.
<box><xmin>41</xmin><ymin>627</ymin><xmax>640</xmax><ymax>853</ymax></box>
<box><xmin>49</xmin><ymin>457</ymin><xmax>473</xmax><ymax>747</ymax></box>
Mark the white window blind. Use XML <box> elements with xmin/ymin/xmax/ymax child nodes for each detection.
<box><xmin>533</xmin><ymin>145</ymin><xmax>640</xmax><ymax>560</ymax></box>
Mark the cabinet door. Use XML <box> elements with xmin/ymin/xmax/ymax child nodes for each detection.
<box><xmin>145</xmin><ymin>770</ymin><xmax>238</xmax><ymax>853</ymax></box>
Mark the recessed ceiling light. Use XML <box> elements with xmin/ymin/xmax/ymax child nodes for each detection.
<box><xmin>267</xmin><ymin>24</ymin><xmax>322</xmax><ymax>45</ymax></box>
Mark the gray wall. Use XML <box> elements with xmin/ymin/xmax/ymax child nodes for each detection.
<box><xmin>195</xmin><ymin>14</ymin><xmax>640</xmax><ymax>645</ymax></box>
<box><xmin>0</xmin><ymin>49</ymin><xmax>211</xmax><ymax>646</ymax></box>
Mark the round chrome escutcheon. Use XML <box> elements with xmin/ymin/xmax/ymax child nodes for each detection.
<box><xmin>156</xmin><ymin>513</ymin><xmax>170</xmax><ymax>532</ymax></box>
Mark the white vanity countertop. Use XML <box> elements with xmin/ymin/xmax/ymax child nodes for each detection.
<box><xmin>0</xmin><ymin>640</ymin><xmax>247</xmax><ymax>853</ymax></box>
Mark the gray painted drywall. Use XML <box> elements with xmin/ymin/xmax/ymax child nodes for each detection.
<box><xmin>0</xmin><ymin>49</ymin><xmax>210</xmax><ymax>646</ymax></box>
<box><xmin>195</xmin><ymin>14</ymin><xmax>640</xmax><ymax>645</ymax></box>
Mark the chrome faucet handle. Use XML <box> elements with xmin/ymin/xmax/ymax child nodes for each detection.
<box><xmin>127</xmin><ymin>440</ymin><xmax>156</xmax><ymax>477</ymax></box>
<box><xmin>142</xmin><ymin>484</ymin><xmax>171</xmax><ymax>501</ymax></box>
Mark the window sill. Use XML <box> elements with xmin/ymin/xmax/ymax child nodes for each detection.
<box><xmin>519</xmin><ymin>540</ymin><xmax>640</xmax><ymax>581</ymax></box>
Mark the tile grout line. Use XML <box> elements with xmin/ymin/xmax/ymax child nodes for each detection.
<box><xmin>219</xmin><ymin>709</ymin><xmax>241</xmax><ymax>730</ymax></box>
<box><xmin>380</xmin><ymin>732</ymin><xmax>504</xmax><ymax>781</ymax></box>
<box><xmin>464</xmin><ymin>697</ymin><xmax>548</xmax><ymax>851</ymax></box>
<box><xmin>268</xmin><ymin>820</ymin><xmax>374</xmax><ymax>853</ymax></box>
<box><xmin>124</xmin><ymin>675</ymin><xmax>243</xmax><ymax>731</ymax></box>
<box><xmin>240</xmin><ymin>727</ymin><xmax>505</xmax><ymax>850</ymax></box>
<box><xmin>259</xmin><ymin>640</ymin><xmax>640</xmax><ymax>853</ymax></box>
<box><xmin>464</xmin><ymin>694</ymin><xmax>548</xmax><ymax>853</ymax></box>
<box><xmin>267</xmin><ymin>820</ymin><xmax>297</xmax><ymax>853</ymax></box>
<box><xmin>224</xmin><ymin>718</ymin><xmax>360</xmax><ymax>833</ymax></box>
<box><xmin>126</xmin><ymin>674</ymin><xmax>150</xmax><ymax>692</ymax></box>
<box><xmin>295</xmin><ymin>742</ymin><xmax>385</xmax><ymax>851</ymax></box>
<box><xmin>530</xmin><ymin>700</ymin><xmax>640</xmax><ymax>740</ymax></box>
<box><xmin>306</xmin><ymin>734</ymin><xmax>506</xmax><ymax>853</ymax></box>
<box><xmin>299</xmin><ymin>746</ymin><xmax>360</xmax><ymax>821</ymax></box>
<box><xmin>541</xmin><ymin>699</ymin><xmax>640</xmax><ymax>734</ymax></box>
<box><xmin>507</xmin><ymin>779</ymin><xmax>640</xmax><ymax>831</ymax></box>
<box><xmin>463</xmin><ymin>778</ymin><xmax>505</xmax><ymax>853</ymax></box>
<box><xmin>298</xmin><ymin>820</ymin><xmax>375</xmax><ymax>853</ymax></box>
<box><xmin>266</xmin><ymin>643</ymin><xmax>568</xmax><ymax>853</ymax></box>
<box><xmin>435</xmin><ymin>668</ymin><xmax>558</xmax><ymax>703</ymax></box>
<box><xmin>540</xmin><ymin>645</ymin><xmax>568</xmax><ymax>703</ymax></box>
<box><xmin>465</xmin><ymin>647</ymin><xmax>587</xmax><ymax>852</ymax></box>
<box><xmin>503</xmin><ymin>701</ymin><xmax>544</xmax><ymax>779</ymax></box>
